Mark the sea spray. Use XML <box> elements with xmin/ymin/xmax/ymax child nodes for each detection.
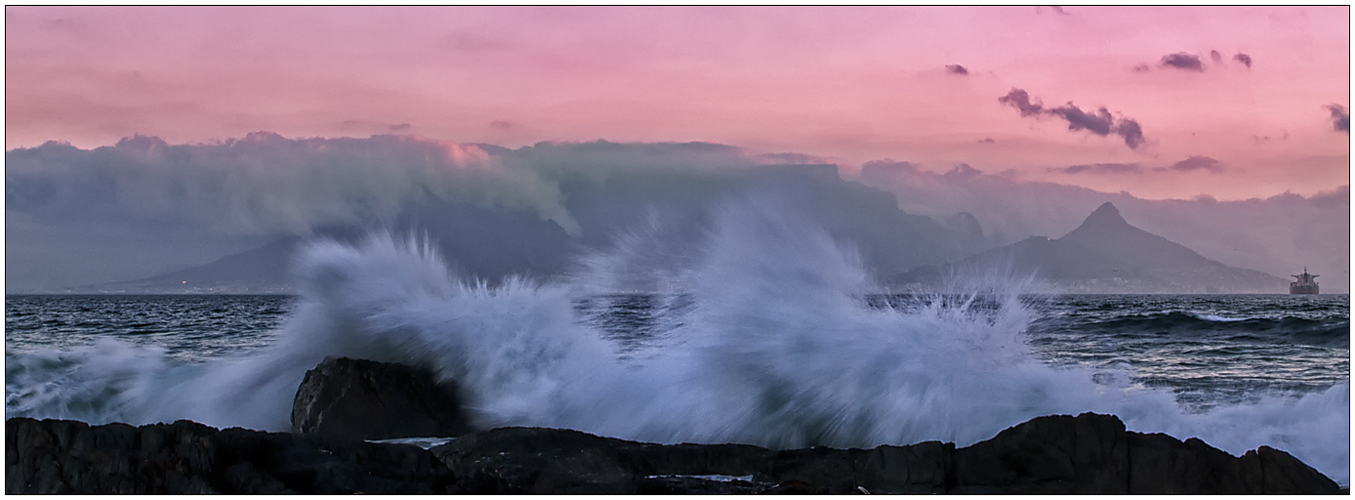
<box><xmin>5</xmin><ymin>196</ymin><xmax>1349</xmax><ymax>484</ymax></box>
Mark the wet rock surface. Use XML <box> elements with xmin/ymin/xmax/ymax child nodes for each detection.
<box><xmin>6</xmin><ymin>417</ymin><xmax>454</xmax><ymax>494</ymax></box>
<box><xmin>428</xmin><ymin>414</ymin><xmax>1339</xmax><ymax>494</ymax></box>
<box><xmin>7</xmin><ymin>359</ymin><xmax>1342</xmax><ymax>494</ymax></box>
<box><xmin>291</xmin><ymin>356</ymin><xmax>471</xmax><ymax>440</ymax></box>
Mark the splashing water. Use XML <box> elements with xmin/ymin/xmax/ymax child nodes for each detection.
<box><xmin>6</xmin><ymin>197</ymin><xmax>1349</xmax><ymax>484</ymax></box>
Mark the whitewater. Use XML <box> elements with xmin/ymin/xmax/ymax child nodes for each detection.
<box><xmin>6</xmin><ymin>197</ymin><xmax>1349</xmax><ymax>485</ymax></box>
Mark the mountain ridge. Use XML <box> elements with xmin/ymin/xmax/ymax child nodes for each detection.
<box><xmin>892</xmin><ymin>202</ymin><xmax>1288</xmax><ymax>294</ymax></box>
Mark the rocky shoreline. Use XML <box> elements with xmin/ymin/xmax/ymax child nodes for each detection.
<box><xmin>6</xmin><ymin>357</ymin><xmax>1343</xmax><ymax>494</ymax></box>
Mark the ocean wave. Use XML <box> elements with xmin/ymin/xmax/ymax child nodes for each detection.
<box><xmin>1084</xmin><ymin>311</ymin><xmax>1348</xmax><ymax>347</ymax></box>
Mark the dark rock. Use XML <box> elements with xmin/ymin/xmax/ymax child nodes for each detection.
<box><xmin>430</xmin><ymin>426</ymin><xmax>956</xmax><ymax>494</ymax></box>
<box><xmin>954</xmin><ymin>412</ymin><xmax>1130</xmax><ymax>494</ymax></box>
<box><xmin>8</xmin><ymin>395</ymin><xmax>1342</xmax><ymax>495</ymax></box>
<box><xmin>290</xmin><ymin>356</ymin><xmax>472</xmax><ymax>440</ymax></box>
<box><xmin>5</xmin><ymin>417</ymin><xmax>454</xmax><ymax>494</ymax></box>
<box><xmin>1127</xmin><ymin>431</ymin><xmax>1341</xmax><ymax>494</ymax></box>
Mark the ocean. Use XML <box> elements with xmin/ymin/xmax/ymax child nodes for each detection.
<box><xmin>5</xmin><ymin>216</ymin><xmax>1351</xmax><ymax>485</ymax></box>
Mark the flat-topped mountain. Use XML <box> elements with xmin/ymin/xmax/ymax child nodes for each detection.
<box><xmin>893</xmin><ymin>202</ymin><xmax>1286</xmax><ymax>293</ymax></box>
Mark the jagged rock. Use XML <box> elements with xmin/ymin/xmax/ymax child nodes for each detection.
<box><xmin>6</xmin><ymin>417</ymin><xmax>454</xmax><ymax>494</ymax></box>
<box><xmin>430</xmin><ymin>426</ymin><xmax>953</xmax><ymax>494</ymax></box>
<box><xmin>291</xmin><ymin>356</ymin><xmax>471</xmax><ymax>440</ymax></box>
<box><xmin>953</xmin><ymin>412</ymin><xmax>1130</xmax><ymax>493</ymax></box>
<box><xmin>955</xmin><ymin>412</ymin><xmax>1340</xmax><ymax>494</ymax></box>
<box><xmin>1127</xmin><ymin>431</ymin><xmax>1342</xmax><ymax>494</ymax></box>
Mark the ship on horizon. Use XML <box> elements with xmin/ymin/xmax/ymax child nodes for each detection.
<box><xmin>1290</xmin><ymin>267</ymin><xmax>1319</xmax><ymax>295</ymax></box>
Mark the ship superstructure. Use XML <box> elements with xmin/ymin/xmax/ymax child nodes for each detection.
<box><xmin>1290</xmin><ymin>268</ymin><xmax>1319</xmax><ymax>295</ymax></box>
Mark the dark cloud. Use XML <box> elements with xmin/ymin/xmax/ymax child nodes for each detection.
<box><xmin>1324</xmin><ymin>104</ymin><xmax>1349</xmax><ymax>132</ymax></box>
<box><xmin>1000</xmin><ymin>88</ymin><xmax>1147</xmax><ymax>150</ymax></box>
<box><xmin>1210</xmin><ymin>50</ymin><xmax>1223</xmax><ymax>63</ymax></box>
<box><xmin>1048</xmin><ymin>104</ymin><xmax>1114</xmax><ymax>135</ymax></box>
<box><xmin>1233</xmin><ymin>53</ymin><xmax>1252</xmax><ymax>69</ymax></box>
<box><xmin>1159</xmin><ymin>52</ymin><xmax>1205</xmax><ymax>72</ymax></box>
<box><xmin>945</xmin><ymin>64</ymin><xmax>969</xmax><ymax>75</ymax></box>
<box><xmin>1048</xmin><ymin>163</ymin><xmax>1144</xmax><ymax>175</ymax></box>
<box><xmin>1163</xmin><ymin>156</ymin><xmax>1223</xmax><ymax>173</ymax></box>
<box><xmin>998</xmin><ymin>88</ymin><xmax>1045</xmax><ymax>117</ymax></box>
<box><xmin>978</xmin><ymin>137</ymin><xmax>996</xmax><ymax>144</ymax></box>
<box><xmin>1114</xmin><ymin>119</ymin><xmax>1146</xmax><ymax>150</ymax></box>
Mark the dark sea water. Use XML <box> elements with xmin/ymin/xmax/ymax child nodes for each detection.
<box><xmin>6</xmin><ymin>295</ymin><xmax>294</xmax><ymax>362</ymax></box>
<box><xmin>11</xmin><ymin>293</ymin><xmax>1347</xmax><ymax>404</ymax></box>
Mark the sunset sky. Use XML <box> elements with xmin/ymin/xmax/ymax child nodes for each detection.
<box><xmin>6</xmin><ymin>6</ymin><xmax>1350</xmax><ymax>200</ymax></box>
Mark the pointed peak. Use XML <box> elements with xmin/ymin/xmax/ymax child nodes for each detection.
<box><xmin>1082</xmin><ymin>202</ymin><xmax>1128</xmax><ymax>227</ymax></box>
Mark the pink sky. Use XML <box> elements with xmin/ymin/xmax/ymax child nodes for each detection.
<box><xmin>6</xmin><ymin>6</ymin><xmax>1349</xmax><ymax>200</ymax></box>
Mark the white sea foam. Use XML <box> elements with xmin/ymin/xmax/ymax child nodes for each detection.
<box><xmin>5</xmin><ymin>196</ymin><xmax>1349</xmax><ymax>485</ymax></box>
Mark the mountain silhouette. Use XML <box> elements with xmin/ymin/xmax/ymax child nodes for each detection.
<box><xmin>893</xmin><ymin>202</ymin><xmax>1286</xmax><ymax>293</ymax></box>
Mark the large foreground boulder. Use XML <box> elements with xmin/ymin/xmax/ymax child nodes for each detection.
<box><xmin>291</xmin><ymin>356</ymin><xmax>472</xmax><ymax>440</ymax></box>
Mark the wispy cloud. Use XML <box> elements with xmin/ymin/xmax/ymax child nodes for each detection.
<box><xmin>1161</xmin><ymin>155</ymin><xmax>1223</xmax><ymax>173</ymax></box>
<box><xmin>998</xmin><ymin>88</ymin><xmax>1147</xmax><ymax>149</ymax></box>
<box><xmin>1048</xmin><ymin>162</ymin><xmax>1144</xmax><ymax>175</ymax></box>
<box><xmin>1233</xmin><ymin>53</ymin><xmax>1253</xmax><ymax>69</ymax></box>
<box><xmin>1050</xmin><ymin>157</ymin><xmax>1222</xmax><ymax>175</ymax></box>
<box><xmin>945</xmin><ymin>64</ymin><xmax>969</xmax><ymax>75</ymax></box>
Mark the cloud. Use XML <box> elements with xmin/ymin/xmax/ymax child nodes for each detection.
<box><xmin>944</xmin><ymin>163</ymin><xmax>983</xmax><ymax>177</ymax></box>
<box><xmin>1162</xmin><ymin>155</ymin><xmax>1223</xmax><ymax>173</ymax></box>
<box><xmin>1233</xmin><ymin>53</ymin><xmax>1252</xmax><ymax>69</ymax></box>
<box><xmin>1052</xmin><ymin>157</ymin><xmax>1221</xmax><ymax>175</ymax></box>
<box><xmin>1114</xmin><ymin>119</ymin><xmax>1146</xmax><ymax>149</ymax></box>
<box><xmin>999</xmin><ymin>88</ymin><xmax>1147</xmax><ymax>149</ymax></box>
<box><xmin>1210</xmin><ymin>50</ymin><xmax>1223</xmax><ymax>63</ymax></box>
<box><xmin>1324</xmin><ymin>104</ymin><xmax>1349</xmax><ymax>132</ymax></box>
<box><xmin>1048</xmin><ymin>163</ymin><xmax>1144</xmax><ymax>175</ymax></box>
<box><xmin>978</xmin><ymin>137</ymin><xmax>996</xmax><ymax>144</ymax></box>
<box><xmin>5</xmin><ymin>132</ymin><xmax>574</xmax><ymax>237</ymax></box>
<box><xmin>945</xmin><ymin>64</ymin><xmax>969</xmax><ymax>75</ymax></box>
<box><xmin>489</xmin><ymin>120</ymin><xmax>516</xmax><ymax>130</ymax></box>
<box><xmin>1047</xmin><ymin>104</ymin><xmax>1114</xmax><ymax>135</ymax></box>
<box><xmin>1132</xmin><ymin>64</ymin><xmax>1151</xmax><ymax>73</ymax></box>
<box><xmin>388</xmin><ymin>123</ymin><xmax>411</xmax><ymax>132</ymax></box>
<box><xmin>1159</xmin><ymin>52</ymin><xmax>1205</xmax><ymax>71</ymax></box>
<box><xmin>997</xmin><ymin>88</ymin><xmax>1045</xmax><ymax>117</ymax></box>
